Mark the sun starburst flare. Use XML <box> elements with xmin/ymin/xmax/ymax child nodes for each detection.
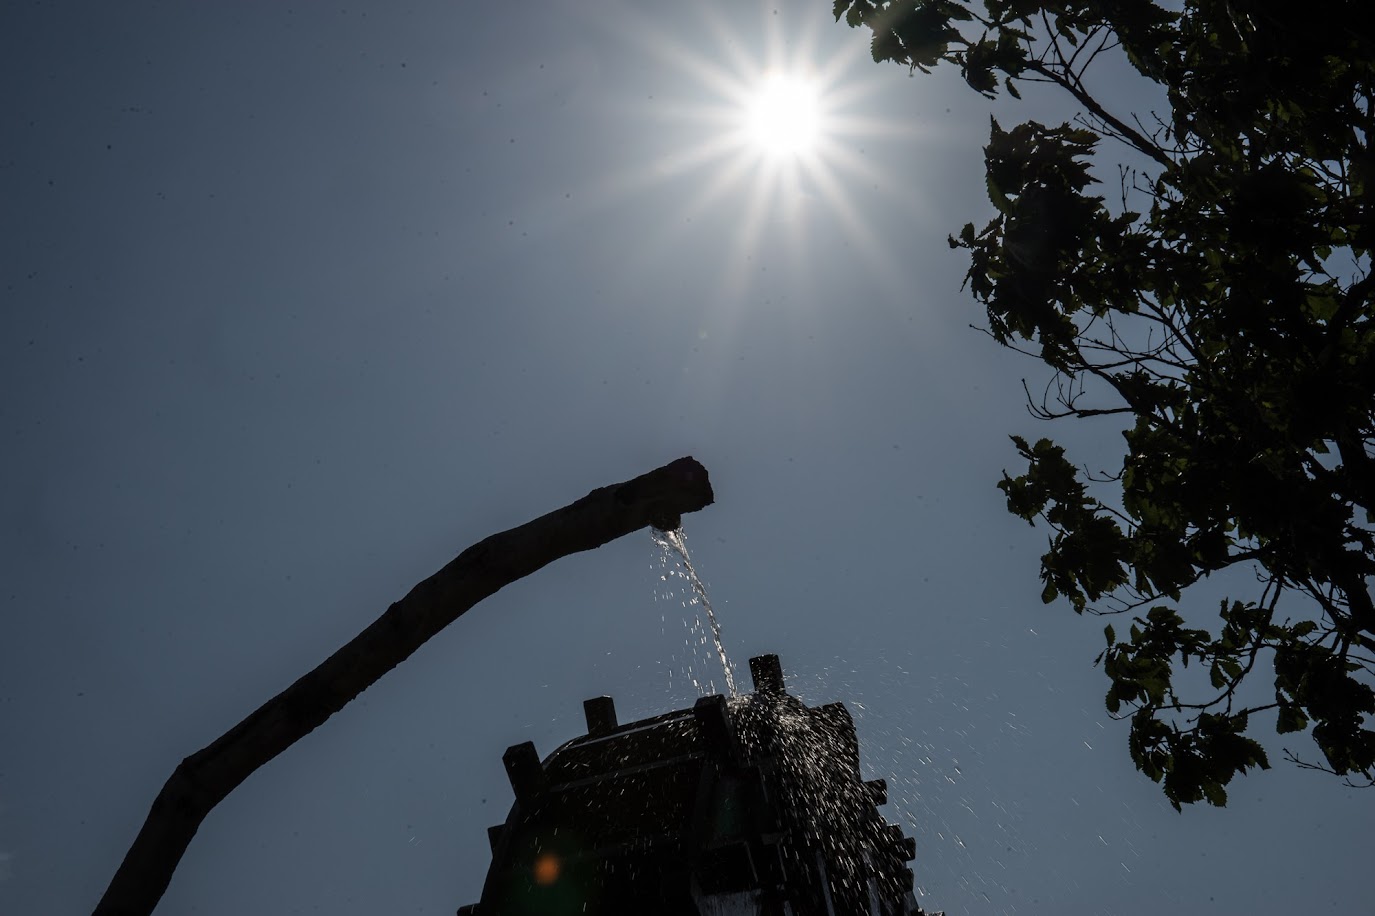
<box><xmin>561</xmin><ymin>1</ymin><xmax>935</xmax><ymax>320</ymax></box>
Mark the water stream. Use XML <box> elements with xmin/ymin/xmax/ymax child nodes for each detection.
<box><xmin>651</xmin><ymin>526</ymin><xmax>738</xmax><ymax>697</ymax></box>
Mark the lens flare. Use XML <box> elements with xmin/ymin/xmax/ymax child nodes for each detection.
<box><xmin>533</xmin><ymin>852</ymin><xmax>560</xmax><ymax>885</ymax></box>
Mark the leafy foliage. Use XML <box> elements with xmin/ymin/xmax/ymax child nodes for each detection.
<box><xmin>833</xmin><ymin>0</ymin><xmax>1375</xmax><ymax>806</ymax></box>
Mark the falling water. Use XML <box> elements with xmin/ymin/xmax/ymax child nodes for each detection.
<box><xmin>652</xmin><ymin>526</ymin><xmax>738</xmax><ymax>697</ymax></box>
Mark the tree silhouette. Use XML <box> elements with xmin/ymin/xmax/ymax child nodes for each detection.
<box><xmin>833</xmin><ymin>0</ymin><xmax>1375</xmax><ymax>807</ymax></box>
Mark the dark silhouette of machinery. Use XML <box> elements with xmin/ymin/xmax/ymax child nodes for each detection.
<box><xmin>458</xmin><ymin>654</ymin><xmax>938</xmax><ymax>916</ymax></box>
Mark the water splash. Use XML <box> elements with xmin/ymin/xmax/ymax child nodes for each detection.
<box><xmin>651</xmin><ymin>526</ymin><xmax>738</xmax><ymax>697</ymax></box>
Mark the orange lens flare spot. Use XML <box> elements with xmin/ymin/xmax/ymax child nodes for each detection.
<box><xmin>533</xmin><ymin>852</ymin><xmax>560</xmax><ymax>885</ymax></box>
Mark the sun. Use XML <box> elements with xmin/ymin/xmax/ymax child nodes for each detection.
<box><xmin>745</xmin><ymin>73</ymin><xmax>821</xmax><ymax>158</ymax></box>
<box><xmin>574</xmin><ymin>2</ymin><xmax>925</xmax><ymax>309</ymax></box>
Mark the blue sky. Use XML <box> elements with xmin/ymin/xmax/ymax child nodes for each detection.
<box><xmin>2</xmin><ymin>1</ymin><xmax>1367</xmax><ymax>914</ymax></box>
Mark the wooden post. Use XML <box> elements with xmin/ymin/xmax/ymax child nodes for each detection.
<box><xmin>93</xmin><ymin>457</ymin><xmax>714</xmax><ymax>916</ymax></box>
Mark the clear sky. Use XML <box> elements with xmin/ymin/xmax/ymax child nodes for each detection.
<box><xmin>1</xmin><ymin>2</ymin><xmax>1366</xmax><ymax>914</ymax></box>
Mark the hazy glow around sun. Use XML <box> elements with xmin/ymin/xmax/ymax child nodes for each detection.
<box><xmin>745</xmin><ymin>73</ymin><xmax>820</xmax><ymax>157</ymax></box>
<box><xmin>584</xmin><ymin>1</ymin><xmax>926</xmax><ymax>310</ymax></box>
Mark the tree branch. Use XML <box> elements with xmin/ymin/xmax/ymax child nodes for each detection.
<box><xmin>1025</xmin><ymin>59</ymin><xmax>1173</xmax><ymax>168</ymax></box>
<box><xmin>93</xmin><ymin>457</ymin><xmax>715</xmax><ymax>916</ymax></box>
